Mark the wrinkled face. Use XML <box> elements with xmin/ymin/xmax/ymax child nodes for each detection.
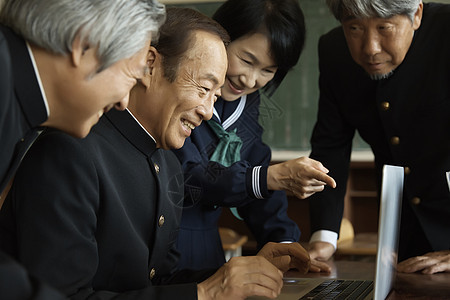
<box><xmin>342</xmin><ymin>4</ymin><xmax>422</xmax><ymax>80</ymax></box>
<box><xmin>140</xmin><ymin>31</ymin><xmax>227</xmax><ymax>150</ymax></box>
<box><xmin>221</xmin><ymin>32</ymin><xmax>277</xmax><ymax>101</ymax></box>
<box><xmin>53</xmin><ymin>43</ymin><xmax>149</xmax><ymax>138</ymax></box>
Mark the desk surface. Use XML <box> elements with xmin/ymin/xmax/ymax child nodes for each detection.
<box><xmin>283</xmin><ymin>259</ymin><xmax>450</xmax><ymax>299</ymax></box>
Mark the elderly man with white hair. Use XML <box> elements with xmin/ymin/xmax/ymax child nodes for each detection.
<box><xmin>0</xmin><ymin>0</ymin><xmax>165</xmax><ymax>298</ymax></box>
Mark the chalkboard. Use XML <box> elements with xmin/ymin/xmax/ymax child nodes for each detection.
<box><xmin>257</xmin><ymin>0</ymin><xmax>344</xmax><ymax>151</ymax></box>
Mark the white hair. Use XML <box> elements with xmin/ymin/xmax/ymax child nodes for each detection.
<box><xmin>0</xmin><ymin>0</ymin><xmax>166</xmax><ymax>71</ymax></box>
<box><xmin>327</xmin><ymin>0</ymin><xmax>421</xmax><ymax>23</ymax></box>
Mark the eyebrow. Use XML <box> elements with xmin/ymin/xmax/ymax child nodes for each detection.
<box><xmin>202</xmin><ymin>73</ymin><xmax>220</xmax><ymax>85</ymax></box>
<box><xmin>243</xmin><ymin>50</ymin><xmax>277</xmax><ymax>69</ymax></box>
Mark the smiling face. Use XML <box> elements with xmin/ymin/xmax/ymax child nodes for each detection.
<box><xmin>342</xmin><ymin>4</ymin><xmax>422</xmax><ymax>80</ymax></box>
<box><xmin>221</xmin><ymin>32</ymin><xmax>277</xmax><ymax>101</ymax></box>
<box><xmin>130</xmin><ymin>30</ymin><xmax>227</xmax><ymax>150</ymax></box>
<box><xmin>42</xmin><ymin>41</ymin><xmax>150</xmax><ymax>138</ymax></box>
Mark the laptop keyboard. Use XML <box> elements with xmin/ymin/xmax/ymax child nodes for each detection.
<box><xmin>299</xmin><ymin>279</ymin><xmax>373</xmax><ymax>300</ymax></box>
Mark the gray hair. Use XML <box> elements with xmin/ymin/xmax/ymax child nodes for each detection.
<box><xmin>0</xmin><ymin>0</ymin><xmax>166</xmax><ymax>72</ymax></box>
<box><xmin>326</xmin><ymin>0</ymin><xmax>421</xmax><ymax>23</ymax></box>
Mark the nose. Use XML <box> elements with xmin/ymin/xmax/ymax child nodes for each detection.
<box><xmin>114</xmin><ymin>93</ymin><xmax>130</xmax><ymax>111</ymax></box>
<box><xmin>240</xmin><ymin>69</ymin><xmax>258</xmax><ymax>89</ymax></box>
<box><xmin>197</xmin><ymin>94</ymin><xmax>215</xmax><ymax>121</ymax></box>
<box><xmin>362</xmin><ymin>29</ymin><xmax>382</xmax><ymax>57</ymax></box>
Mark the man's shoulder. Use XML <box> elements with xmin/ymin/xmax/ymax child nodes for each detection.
<box><xmin>0</xmin><ymin>24</ymin><xmax>20</xmax><ymax>50</ymax></box>
<box><xmin>37</xmin><ymin>127</ymin><xmax>79</xmax><ymax>142</ymax></box>
<box><xmin>318</xmin><ymin>26</ymin><xmax>348</xmax><ymax>58</ymax></box>
<box><xmin>423</xmin><ymin>2</ymin><xmax>450</xmax><ymax>21</ymax></box>
<box><xmin>425</xmin><ymin>2</ymin><xmax>450</xmax><ymax>14</ymax></box>
<box><xmin>320</xmin><ymin>26</ymin><xmax>345</xmax><ymax>46</ymax></box>
<box><xmin>418</xmin><ymin>2</ymin><xmax>449</xmax><ymax>29</ymax></box>
<box><xmin>15</xmin><ymin>128</ymin><xmax>92</xmax><ymax>179</ymax></box>
<box><xmin>318</xmin><ymin>26</ymin><xmax>354</xmax><ymax>69</ymax></box>
<box><xmin>0</xmin><ymin>24</ymin><xmax>9</xmax><ymax>38</ymax></box>
<box><xmin>423</xmin><ymin>2</ymin><xmax>450</xmax><ymax>32</ymax></box>
<box><xmin>0</xmin><ymin>24</ymin><xmax>12</xmax><ymax>68</ymax></box>
<box><xmin>414</xmin><ymin>2</ymin><xmax>450</xmax><ymax>52</ymax></box>
<box><xmin>0</xmin><ymin>25</ymin><xmax>6</xmax><ymax>46</ymax></box>
<box><xmin>26</xmin><ymin>128</ymin><xmax>92</xmax><ymax>163</ymax></box>
<box><xmin>35</xmin><ymin>128</ymin><xmax>84</xmax><ymax>151</ymax></box>
<box><xmin>0</xmin><ymin>25</ymin><xmax>12</xmax><ymax>98</ymax></box>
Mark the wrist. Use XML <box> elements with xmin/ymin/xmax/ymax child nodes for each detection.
<box><xmin>267</xmin><ymin>164</ymin><xmax>281</xmax><ymax>190</ymax></box>
<box><xmin>197</xmin><ymin>283</ymin><xmax>209</xmax><ymax>300</ymax></box>
<box><xmin>268</xmin><ymin>163</ymin><xmax>291</xmax><ymax>191</ymax></box>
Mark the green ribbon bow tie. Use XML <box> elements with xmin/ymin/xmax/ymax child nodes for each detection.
<box><xmin>207</xmin><ymin>120</ymin><xmax>243</xmax><ymax>167</ymax></box>
<box><xmin>207</xmin><ymin>119</ymin><xmax>244</xmax><ymax>220</ymax></box>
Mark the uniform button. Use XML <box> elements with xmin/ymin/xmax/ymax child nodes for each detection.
<box><xmin>404</xmin><ymin>167</ymin><xmax>411</xmax><ymax>175</ymax></box>
<box><xmin>149</xmin><ymin>268</ymin><xmax>156</xmax><ymax>280</ymax></box>
<box><xmin>381</xmin><ymin>101</ymin><xmax>390</xmax><ymax>111</ymax></box>
<box><xmin>158</xmin><ymin>215</ymin><xmax>165</xmax><ymax>227</ymax></box>
<box><xmin>390</xmin><ymin>136</ymin><xmax>400</xmax><ymax>145</ymax></box>
<box><xmin>411</xmin><ymin>197</ymin><xmax>421</xmax><ymax>205</ymax></box>
<box><xmin>154</xmin><ymin>163</ymin><xmax>160</xmax><ymax>174</ymax></box>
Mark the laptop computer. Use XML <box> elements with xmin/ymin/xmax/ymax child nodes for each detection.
<box><xmin>252</xmin><ymin>164</ymin><xmax>404</xmax><ymax>300</ymax></box>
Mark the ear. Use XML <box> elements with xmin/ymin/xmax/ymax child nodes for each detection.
<box><xmin>140</xmin><ymin>46</ymin><xmax>159</xmax><ymax>89</ymax></box>
<box><xmin>71</xmin><ymin>34</ymin><xmax>90</xmax><ymax>67</ymax></box>
<box><xmin>412</xmin><ymin>2</ymin><xmax>423</xmax><ymax>30</ymax></box>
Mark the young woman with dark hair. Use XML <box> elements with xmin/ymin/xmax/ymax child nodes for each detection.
<box><xmin>173</xmin><ymin>0</ymin><xmax>335</xmax><ymax>272</ymax></box>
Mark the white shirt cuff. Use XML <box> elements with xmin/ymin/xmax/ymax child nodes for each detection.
<box><xmin>309</xmin><ymin>230</ymin><xmax>338</xmax><ymax>250</ymax></box>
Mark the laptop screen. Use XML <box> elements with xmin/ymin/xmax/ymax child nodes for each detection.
<box><xmin>373</xmin><ymin>165</ymin><xmax>404</xmax><ymax>300</ymax></box>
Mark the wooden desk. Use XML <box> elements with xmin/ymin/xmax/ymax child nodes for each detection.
<box><xmin>336</xmin><ymin>233</ymin><xmax>378</xmax><ymax>258</ymax></box>
<box><xmin>282</xmin><ymin>260</ymin><xmax>450</xmax><ymax>299</ymax></box>
<box><xmin>390</xmin><ymin>272</ymin><xmax>450</xmax><ymax>299</ymax></box>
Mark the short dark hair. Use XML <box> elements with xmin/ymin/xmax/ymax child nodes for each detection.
<box><xmin>213</xmin><ymin>0</ymin><xmax>306</xmax><ymax>96</ymax></box>
<box><xmin>152</xmin><ymin>7</ymin><xmax>230</xmax><ymax>83</ymax></box>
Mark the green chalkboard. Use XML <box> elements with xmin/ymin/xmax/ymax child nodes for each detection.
<box><xmin>259</xmin><ymin>0</ymin><xmax>343</xmax><ymax>151</ymax></box>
